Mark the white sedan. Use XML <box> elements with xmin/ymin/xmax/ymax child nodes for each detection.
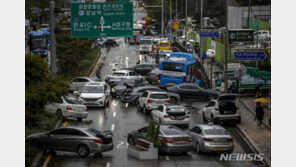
<box><xmin>45</xmin><ymin>96</ymin><xmax>88</xmax><ymax>121</ymax></box>
<box><xmin>151</xmin><ymin>104</ymin><xmax>190</xmax><ymax>128</ymax></box>
<box><xmin>69</xmin><ymin>77</ymin><xmax>95</xmax><ymax>92</ymax></box>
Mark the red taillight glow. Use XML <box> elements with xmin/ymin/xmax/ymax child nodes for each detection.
<box><xmin>93</xmin><ymin>139</ymin><xmax>102</xmax><ymax>144</ymax></box>
<box><xmin>186</xmin><ymin>115</ymin><xmax>190</xmax><ymax>118</ymax></box>
<box><xmin>164</xmin><ymin>115</ymin><xmax>169</xmax><ymax>118</ymax></box>
<box><xmin>162</xmin><ymin>138</ymin><xmax>173</xmax><ymax>143</ymax></box>
<box><xmin>215</xmin><ymin>108</ymin><xmax>219</xmax><ymax>111</ymax></box>
<box><xmin>158</xmin><ymin>74</ymin><xmax>161</xmax><ymax>81</ymax></box>
<box><xmin>147</xmin><ymin>99</ymin><xmax>155</xmax><ymax>103</ymax></box>
<box><xmin>66</xmin><ymin>105</ymin><xmax>72</xmax><ymax>110</ymax></box>
<box><xmin>125</xmin><ymin>93</ymin><xmax>131</xmax><ymax>96</ymax></box>
<box><xmin>146</xmin><ymin>73</ymin><xmax>150</xmax><ymax>77</ymax></box>
<box><xmin>183</xmin><ymin>76</ymin><xmax>186</xmax><ymax>83</ymax></box>
<box><xmin>203</xmin><ymin>138</ymin><xmax>214</xmax><ymax>142</ymax></box>
<box><xmin>165</xmin><ymin>99</ymin><xmax>171</xmax><ymax>103</ymax></box>
<box><xmin>85</xmin><ymin>108</ymin><xmax>88</xmax><ymax>112</ymax></box>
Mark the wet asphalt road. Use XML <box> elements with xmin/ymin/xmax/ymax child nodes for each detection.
<box><xmin>47</xmin><ymin>39</ymin><xmax>261</xmax><ymax>167</ymax></box>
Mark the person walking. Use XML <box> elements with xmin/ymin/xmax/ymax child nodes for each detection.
<box><xmin>255</xmin><ymin>84</ymin><xmax>263</xmax><ymax>98</ymax></box>
<box><xmin>96</xmin><ymin>66</ymin><xmax>102</xmax><ymax>79</ymax></box>
<box><xmin>136</xmin><ymin>60</ymin><xmax>140</xmax><ymax>65</ymax></box>
<box><xmin>255</xmin><ymin>102</ymin><xmax>264</xmax><ymax>127</ymax></box>
<box><xmin>228</xmin><ymin>81</ymin><xmax>237</xmax><ymax>94</ymax></box>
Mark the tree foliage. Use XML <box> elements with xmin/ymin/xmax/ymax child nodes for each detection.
<box><xmin>145</xmin><ymin>120</ymin><xmax>161</xmax><ymax>148</ymax></box>
<box><xmin>25</xmin><ymin>54</ymin><xmax>69</xmax><ymax>126</ymax></box>
<box><xmin>56</xmin><ymin>32</ymin><xmax>94</xmax><ymax>76</ymax></box>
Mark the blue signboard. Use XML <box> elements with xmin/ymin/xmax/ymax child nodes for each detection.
<box><xmin>199</xmin><ymin>32</ymin><xmax>220</xmax><ymax>38</ymax></box>
<box><xmin>234</xmin><ymin>52</ymin><xmax>266</xmax><ymax>61</ymax></box>
<box><xmin>33</xmin><ymin>9</ymin><xmax>42</xmax><ymax>13</ymax></box>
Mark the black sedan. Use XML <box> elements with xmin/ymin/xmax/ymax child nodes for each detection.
<box><xmin>104</xmin><ymin>39</ymin><xmax>117</xmax><ymax>47</ymax></box>
<box><xmin>167</xmin><ymin>83</ymin><xmax>220</xmax><ymax>101</ymax></box>
<box><xmin>110</xmin><ymin>79</ymin><xmax>144</xmax><ymax>98</ymax></box>
<box><xmin>123</xmin><ymin>63</ymin><xmax>159</xmax><ymax>76</ymax></box>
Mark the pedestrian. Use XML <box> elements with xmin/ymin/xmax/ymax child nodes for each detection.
<box><xmin>255</xmin><ymin>102</ymin><xmax>264</xmax><ymax>127</ymax></box>
<box><xmin>255</xmin><ymin>84</ymin><xmax>263</xmax><ymax>98</ymax></box>
<box><xmin>96</xmin><ymin>66</ymin><xmax>102</xmax><ymax>79</ymax></box>
<box><xmin>228</xmin><ymin>81</ymin><xmax>237</xmax><ymax>94</ymax></box>
<box><xmin>136</xmin><ymin>60</ymin><xmax>140</xmax><ymax>65</ymax></box>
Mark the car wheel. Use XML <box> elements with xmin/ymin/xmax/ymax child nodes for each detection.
<box><xmin>196</xmin><ymin>142</ymin><xmax>202</xmax><ymax>154</ymax></box>
<box><xmin>202</xmin><ymin>112</ymin><xmax>208</xmax><ymax>123</ymax></box>
<box><xmin>211</xmin><ymin>114</ymin><xmax>216</xmax><ymax>124</ymax></box>
<box><xmin>133</xmin><ymin>98</ymin><xmax>139</xmax><ymax>106</ymax></box>
<box><xmin>170</xmin><ymin>97</ymin><xmax>177</xmax><ymax>103</ymax></box>
<box><xmin>57</xmin><ymin>109</ymin><xmax>63</xmax><ymax>119</ymax></box>
<box><xmin>77</xmin><ymin>144</ymin><xmax>90</xmax><ymax>158</ymax></box>
<box><xmin>136</xmin><ymin>102</ymin><xmax>142</xmax><ymax>112</ymax></box>
<box><xmin>77</xmin><ymin>118</ymin><xmax>83</xmax><ymax>122</ymax></box>
<box><xmin>128</xmin><ymin>136</ymin><xmax>135</xmax><ymax>146</ymax></box>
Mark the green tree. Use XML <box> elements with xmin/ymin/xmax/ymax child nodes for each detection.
<box><xmin>25</xmin><ymin>54</ymin><xmax>69</xmax><ymax>126</ymax></box>
<box><xmin>145</xmin><ymin>120</ymin><xmax>161</xmax><ymax>148</ymax></box>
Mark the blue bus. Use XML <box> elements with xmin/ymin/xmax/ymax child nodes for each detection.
<box><xmin>159</xmin><ymin>52</ymin><xmax>198</xmax><ymax>86</ymax></box>
<box><xmin>28</xmin><ymin>29</ymin><xmax>50</xmax><ymax>57</ymax></box>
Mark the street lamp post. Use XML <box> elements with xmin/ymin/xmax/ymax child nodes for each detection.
<box><xmin>200</xmin><ymin>0</ymin><xmax>203</xmax><ymax>63</ymax></box>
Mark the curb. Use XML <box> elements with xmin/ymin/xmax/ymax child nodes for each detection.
<box><xmin>239</xmin><ymin>99</ymin><xmax>271</xmax><ymax>130</ymax></box>
<box><xmin>236</xmin><ymin>125</ymin><xmax>271</xmax><ymax>167</ymax></box>
<box><xmin>88</xmin><ymin>52</ymin><xmax>103</xmax><ymax>78</ymax></box>
<box><xmin>31</xmin><ymin>119</ymin><xmax>63</xmax><ymax>167</ymax></box>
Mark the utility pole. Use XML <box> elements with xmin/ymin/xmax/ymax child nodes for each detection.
<box><xmin>50</xmin><ymin>1</ymin><xmax>57</xmax><ymax>76</ymax></box>
<box><xmin>247</xmin><ymin>0</ymin><xmax>251</xmax><ymax>28</ymax></box>
<box><xmin>224</xmin><ymin>0</ymin><xmax>229</xmax><ymax>93</ymax></box>
<box><xmin>185</xmin><ymin>0</ymin><xmax>187</xmax><ymax>49</ymax></box>
<box><xmin>162</xmin><ymin>0</ymin><xmax>164</xmax><ymax>37</ymax></box>
<box><xmin>256</xmin><ymin>24</ymin><xmax>259</xmax><ymax>68</ymax></box>
<box><xmin>200</xmin><ymin>0</ymin><xmax>203</xmax><ymax>62</ymax></box>
<box><xmin>169</xmin><ymin>0</ymin><xmax>172</xmax><ymax>42</ymax></box>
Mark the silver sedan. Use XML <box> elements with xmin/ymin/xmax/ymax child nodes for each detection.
<box><xmin>26</xmin><ymin>127</ymin><xmax>114</xmax><ymax>157</ymax></box>
<box><xmin>187</xmin><ymin>124</ymin><xmax>234</xmax><ymax>153</ymax></box>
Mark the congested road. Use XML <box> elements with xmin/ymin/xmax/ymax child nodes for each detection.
<box><xmin>46</xmin><ymin>39</ymin><xmax>263</xmax><ymax>167</ymax></box>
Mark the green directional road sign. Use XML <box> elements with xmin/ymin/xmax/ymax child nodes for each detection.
<box><xmin>71</xmin><ymin>2</ymin><xmax>133</xmax><ymax>38</ymax></box>
<box><xmin>228</xmin><ymin>29</ymin><xmax>254</xmax><ymax>42</ymax></box>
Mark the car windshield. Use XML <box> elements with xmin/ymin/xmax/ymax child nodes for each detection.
<box><xmin>161</xmin><ymin>126</ymin><xmax>185</xmax><ymax>135</ymax></box>
<box><xmin>112</xmin><ymin>72</ymin><xmax>125</xmax><ymax>76</ymax></box>
<box><xmin>140</xmin><ymin>40</ymin><xmax>152</xmax><ymax>45</ymax></box>
<box><xmin>159</xmin><ymin>42</ymin><xmax>169</xmax><ymax>47</ymax></box>
<box><xmin>149</xmin><ymin>94</ymin><xmax>169</xmax><ymax>99</ymax></box>
<box><xmin>204</xmin><ymin>129</ymin><xmax>228</xmax><ymax>135</ymax></box>
<box><xmin>82</xmin><ymin>86</ymin><xmax>103</xmax><ymax>93</ymax></box>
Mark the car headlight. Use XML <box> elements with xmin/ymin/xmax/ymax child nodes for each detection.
<box><xmin>111</xmin><ymin>88</ymin><xmax>115</xmax><ymax>92</ymax></box>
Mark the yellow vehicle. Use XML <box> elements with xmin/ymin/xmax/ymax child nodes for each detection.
<box><xmin>158</xmin><ymin>41</ymin><xmax>170</xmax><ymax>52</ymax></box>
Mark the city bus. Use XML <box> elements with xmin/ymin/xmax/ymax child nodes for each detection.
<box><xmin>159</xmin><ymin>52</ymin><xmax>198</xmax><ymax>86</ymax></box>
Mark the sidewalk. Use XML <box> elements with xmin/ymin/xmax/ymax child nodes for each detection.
<box><xmin>237</xmin><ymin>101</ymin><xmax>271</xmax><ymax>166</ymax></box>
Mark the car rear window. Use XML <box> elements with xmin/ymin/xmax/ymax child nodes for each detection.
<box><xmin>64</xmin><ymin>98</ymin><xmax>80</xmax><ymax>104</ymax></box>
<box><xmin>204</xmin><ymin>129</ymin><xmax>228</xmax><ymax>135</ymax></box>
<box><xmin>161</xmin><ymin>126</ymin><xmax>186</xmax><ymax>135</ymax></box>
<box><xmin>112</xmin><ymin>73</ymin><xmax>125</xmax><ymax>76</ymax></box>
<box><xmin>149</xmin><ymin>94</ymin><xmax>169</xmax><ymax>99</ymax></box>
<box><xmin>86</xmin><ymin>128</ymin><xmax>101</xmax><ymax>136</ymax></box>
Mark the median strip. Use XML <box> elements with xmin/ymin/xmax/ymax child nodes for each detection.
<box><xmin>89</xmin><ymin>52</ymin><xmax>103</xmax><ymax>78</ymax></box>
<box><xmin>41</xmin><ymin>155</ymin><xmax>52</xmax><ymax>167</ymax></box>
<box><xmin>63</xmin><ymin>121</ymin><xmax>68</xmax><ymax>127</ymax></box>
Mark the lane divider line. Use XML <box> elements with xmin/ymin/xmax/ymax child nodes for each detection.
<box><xmin>233</xmin><ymin>142</ymin><xmax>238</xmax><ymax>150</ymax></box>
<box><xmin>165</xmin><ymin>156</ymin><xmax>169</xmax><ymax>161</ymax></box>
<box><xmin>89</xmin><ymin>52</ymin><xmax>103</xmax><ymax>78</ymax></box>
<box><xmin>106</xmin><ymin>162</ymin><xmax>111</xmax><ymax>167</ymax></box>
<box><xmin>113</xmin><ymin>112</ymin><xmax>116</xmax><ymax>118</ymax></box>
<box><xmin>42</xmin><ymin>155</ymin><xmax>52</xmax><ymax>167</ymax></box>
<box><xmin>111</xmin><ymin>124</ymin><xmax>115</xmax><ymax>131</ymax></box>
<box><xmin>63</xmin><ymin>121</ymin><xmax>68</xmax><ymax>127</ymax></box>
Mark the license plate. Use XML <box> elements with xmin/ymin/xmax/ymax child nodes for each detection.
<box><xmin>215</xmin><ymin>147</ymin><xmax>226</xmax><ymax>150</ymax></box>
<box><xmin>176</xmin><ymin>141</ymin><xmax>186</xmax><ymax>144</ymax></box>
<box><xmin>169</xmin><ymin>82</ymin><xmax>174</xmax><ymax>85</ymax></box>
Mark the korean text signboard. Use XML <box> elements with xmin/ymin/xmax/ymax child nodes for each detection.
<box><xmin>199</xmin><ymin>31</ymin><xmax>220</xmax><ymax>38</ymax></box>
<box><xmin>229</xmin><ymin>29</ymin><xmax>254</xmax><ymax>42</ymax></box>
<box><xmin>71</xmin><ymin>2</ymin><xmax>133</xmax><ymax>38</ymax></box>
<box><xmin>173</xmin><ymin>22</ymin><xmax>179</xmax><ymax>30</ymax></box>
<box><xmin>234</xmin><ymin>52</ymin><xmax>266</xmax><ymax>61</ymax></box>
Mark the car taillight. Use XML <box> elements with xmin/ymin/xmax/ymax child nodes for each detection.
<box><xmin>93</xmin><ymin>139</ymin><xmax>102</xmax><ymax>144</ymax></box>
<box><xmin>164</xmin><ymin>115</ymin><xmax>169</xmax><ymax>118</ymax></box>
<box><xmin>183</xmin><ymin>76</ymin><xmax>186</xmax><ymax>83</ymax></box>
<box><xmin>226</xmin><ymin>138</ymin><xmax>233</xmax><ymax>142</ymax></box>
<box><xmin>162</xmin><ymin>138</ymin><xmax>173</xmax><ymax>143</ymax></box>
<box><xmin>203</xmin><ymin>137</ymin><xmax>214</xmax><ymax>142</ymax></box>
<box><xmin>147</xmin><ymin>99</ymin><xmax>154</xmax><ymax>103</ymax></box>
<box><xmin>186</xmin><ymin>114</ymin><xmax>190</xmax><ymax>118</ymax></box>
<box><xmin>165</xmin><ymin>99</ymin><xmax>171</xmax><ymax>103</ymax></box>
<box><xmin>66</xmin><ymin>105</ymin><xmax>72</xmax><ymax>110</ymax></box>
<box><xmin>215</xmin><ymin>108</ymin><xmax>219</xmax><ymax>111</ymax></box>
<box><xmin>158</xmin><ymin>74</ymin><xmax>161</xmax><ymax>81</ymax></box>
<box><xmin>85</xmin><ymin>108</ymin><xmax>88</xmax><ymax>112</ymax></box>
<box><xmin>146</xmin><ymin>73</ymin><xmax>150</xmax><ymax>77</ymax></box>
<box><xmin>125</xmin><ymin>93</ymin><xmax>131</xmax><ymax>96</ymax></box>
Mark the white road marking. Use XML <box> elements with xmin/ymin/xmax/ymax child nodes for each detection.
<box><xmin>113</xmin><ymin>112</ymin><xmax>116</xmax><ymax>117</ymax></box>
<box><xmin>125</xmin><ymin>57</ymin><xmax>129</xmax><ymax>68</ymax></box>
<box><xmin>106</xmin><ymin>162</ymin><xmax>110</xmax><ymax>167</ymax></box>
<box><xmin>111</xmin><ymin>124</ymin><xmax>115</xmax><ymax>131</ymax></box>
<box><xmin>125</xmin><ymin>103</ymin><xmax>129</xmax><ymax>108</ymax></box>
<box><xmin>116</xmin><ymin>141</ymin><xmax>125</xmax><ymax>148</ymax></box>
<box><xmin>126</xmin><ymin>141</ymin><xmax>129</xmax><ymax>148</ymax></box>
<box><xmin>165</xmin><ymin>156</ymin><xmax>169</xmax><ymax>160</ymax></box>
